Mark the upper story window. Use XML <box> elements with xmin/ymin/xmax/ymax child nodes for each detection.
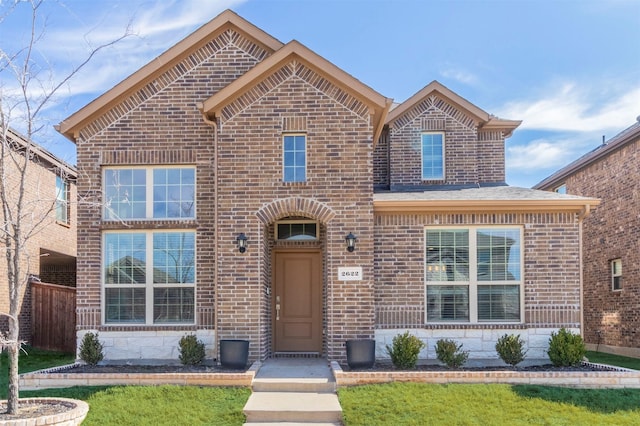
<box><xmin>421</xmin><ymin>132</ymin><xmax>444</xmax><ymax>180</ymax></box>
<box><xmin>425</xmin><ymin>227</ymin><xmax>522</xmax><ymax>323</ymax></box>
<box><xmin>103</xmin><ymin>167</ymin><xmax>195</xmax><ymax>220</ymax></box>
<box><xmin>283</xmin><ymin>134</ymin><xmax>306</xmax><ymax>182</ymax></box>
<box><xmin>554</xmin><ymin>184</ymin><xmax>567</xmax><ymax>194</ymax></box>
<box><xmin>611</xmin><ymin>259</ymin><xmax>622</xmax><ymax>291</ymax></box>
<box><xmin>55</xmin><ymin>176</ymin><xmax>69</xmax><ymax>224</ymax></box>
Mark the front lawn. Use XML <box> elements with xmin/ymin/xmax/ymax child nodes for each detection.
<box><xmin>586</xmin><ymin>351</ymin><xmax>640</xmax><ymax>370</ymax></box>
<box><xmin>339</xmin><ymin>382</ymin><xmax>640</xmax><ymax>425</ymax></box>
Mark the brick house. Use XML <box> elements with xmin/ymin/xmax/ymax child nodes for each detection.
<box><xmin>535</xmin><ymin>118</ymin><xmax>640</xmax><ymax>358</ymax></box>
<box><xmin>57</xmin><ymin>10</ymin><xmax>599</xmax><ymax>364</ymax></box>
<box><xmin>0</xmin><ymin>127</ymin><xmax>77</xmax><ymax>342</ymax></box>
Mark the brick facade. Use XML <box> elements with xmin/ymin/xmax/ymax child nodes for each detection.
<box><xmin>62</xmin><ymin>10</ymin><xmax>596</xmax><ymax>364</ymax></box>
<box><xmin>0</xmin><ymin>130</ymin><xmax>77</xmax><ymax>342</ymax></box>
<box><xmin>536</xmin><ymin>121</ymin><xmax>640</xmax><ymax>356</ymax></box>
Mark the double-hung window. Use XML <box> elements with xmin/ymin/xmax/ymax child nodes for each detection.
<box><xmin>103</xmin><ymin>231</ymin><xmax>195</xmax><ymax>324</ymax></box>
<box><xmin>55</xmin><ymin>176</ymin><xmax>69</xmax><ymax>224</ymax></box>
<box><xmin>425</xmin><ymin>227</ymin><xmax>522</xmax><ymax>323</ymax></box>
<box><xmin>103</xmin><ymin>167</ymin><xmax>195</xmax><ymax>220</ymax></box>
<box><xmin>611</xmin><ymin>259</ymin><xmax>622</xmax><ymax>291</ymax></box>
<box><xmin>421</xmin><ymin>132</ymin><xmax>444</xmax><ymax>180</ymax></box>
<box><xmin>283</xmin><ymin>134</ymin><xmax>306</xmax><ymax>182</ymax></box>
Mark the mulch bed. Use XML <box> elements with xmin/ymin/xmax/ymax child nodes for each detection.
<box><xmin>50</xmin><ymin>364</ymin><xmax>246</xmax><ymax>374</ymax></box>
<box><xmin>0</xmin><ymin>400</ymin><xmax>76</xmax><ymax>421</ymax></box>
<box><xmin>339</xmin><ymin>362</ymin><xmax>608</xmax><ymax>372</ymax></box>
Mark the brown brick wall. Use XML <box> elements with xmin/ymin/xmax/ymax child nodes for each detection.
<box><xmin>387</xmin><ymin>95</ymin><xmax>506</xmax><ymax>188</ymax></box>
<box><xmin>74</xmin><ymin>32</ymin><xmax>266</xmax><ymax>335</ymax></box>
<box><xmin>561</xmin><ymin>136</ymin><xmax>640</xmax><ymax>349</ymax></box>
<box><xmin>374</xmin><ymin>212</ymin><xmax>582</xmax><ymax>329</ymax></box>
<box><xmin>0</xmin><ymin>148</ymin><xmax>77</xmax><ymax>342</ymax></box>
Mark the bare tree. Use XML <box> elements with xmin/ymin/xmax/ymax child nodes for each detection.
<box><xmin>0</xmin><ymin>0</ymin><xmax>130</xmax><ymax>414</ymax></box>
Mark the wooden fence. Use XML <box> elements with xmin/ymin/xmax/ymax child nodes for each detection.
<box><xmin>31</xmin><ymin>282</ymin><xmax>76</xmax><ymax>352</ymax></box>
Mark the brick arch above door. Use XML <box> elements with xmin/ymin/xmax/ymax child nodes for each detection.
<box><xmin>255</xmin><ymin>197</ymin><xmax>336</xmax><ymax>225</ymax></box>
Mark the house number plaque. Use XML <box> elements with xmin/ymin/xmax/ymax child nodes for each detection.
<box><xmin>338</xmin><ymin>267</ymin><xmax>362</xmax><ymax>281</ymax></box>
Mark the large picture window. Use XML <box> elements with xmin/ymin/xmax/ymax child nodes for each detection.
<box><xmin>421</xmin><ymin>132</ymin><xmax>444</xmax><ymax>180</ymax></box>
<box><xmin>425</xmin><ymin>227</ymin><xmax>522</xmax><ymax>323</ymax></box>
<box><xmin>283</xmin><ymin>134</ymin><xmax>306</xmax><ymax>182</ymax></box>
<box><xmin>103</xmin><ymin>167</ymin><xmax>195</xmax><ymax>220</ymax></box>
<box><xmin>103</xmin><ymin>231</ymin><xmax>195</xmax><ymax>324</ymax></box>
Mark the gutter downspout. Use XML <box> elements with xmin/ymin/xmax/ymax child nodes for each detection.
<box><xmin>577</xmin><ymin>204</ymin><xmax>592</xmax><ymax>338</ymax></box>
<box><xmin>199</xmin><ymin>106</ymin><xmax>219</xmax><ymax>359</ymax></box>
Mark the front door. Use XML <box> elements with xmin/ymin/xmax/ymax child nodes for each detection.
<box><xmin>273</xmin><ymin>250</ymin><xmax>323</xmax><ymax>353</ymax></box>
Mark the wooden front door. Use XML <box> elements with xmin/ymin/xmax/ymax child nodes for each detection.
<box><xmin>273</xmin><ymin>250</ymin><xmax>323</xmax><ymax>353</ymax></box>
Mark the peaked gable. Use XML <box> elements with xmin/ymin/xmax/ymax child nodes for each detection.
<box><xmin>198</xmin><ymin>40</ymin><xmax>392</xmax><ymax>143</ymax></box>
<box><xmin>57</xmin><ymin>10</ymin><xmax>283</xmax><ymax>142</ymax></box>
<box><xmin>386</xmin><ymin>81</ymin><xmax>520</xmax><ymax>137</ymax></box>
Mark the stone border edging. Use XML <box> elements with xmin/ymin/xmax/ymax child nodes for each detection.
<box><xmin>0</xmin><ymin>397</ymin><xmax>89</xmax><ymax>425</ymax></box>
<box><xmin>330</xmin><ymin>361</ymin><xmax>640</xmax><ymax>388</ymax></box>
<box><xmin>19</xmin><ymin>361</ymin><xmax>261</xmax><ymax>390</ymax></box>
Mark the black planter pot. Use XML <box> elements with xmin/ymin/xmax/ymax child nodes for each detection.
<box><xmin>219</xmin><ymin>339</ymin><xmax>249</xmax><ymax>369</ymax></box>
<box><xmin>346</xmin><ymin>339</ymin><xmax>376</xmax><ymax>369</ymax></box>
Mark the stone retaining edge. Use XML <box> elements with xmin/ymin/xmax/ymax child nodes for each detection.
<box><xmin>330</xmin><ymin>361</ymin><xmax>640</xmax><ymax>389</ymax></box>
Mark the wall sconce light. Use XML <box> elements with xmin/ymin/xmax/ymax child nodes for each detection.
<box><xmin>236</xmin><ymin>233</ymin><xmax>248</xmax><ymax>253</ymax></box>
<box><xmin>345</xmin><ymin>232</ymin><xmax>357</xmax><ymax>252</ymax></box>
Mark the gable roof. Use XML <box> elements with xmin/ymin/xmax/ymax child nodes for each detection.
<box><xmin>3</xmin><ymin>127</ymin><xmax>77</xmax><ymax>178</ymax></box>
<box><xmin>57</xmin><ymin>10</ymin><xmax>284</xmax><ymax>142</ymax></box>
<box><xmin>386</xmin><ymin>80</ymin><xmax>521</xmax><ymax>137</ymax></box>
<box><xmin>534</xmin><ymin>118</ymin><xmax>640</xmax><ymax>190</ymax></box>
<box><xmin>198</xmin><ymin>40</ymin><xmax>393</xmax><ymax>143</ymax></box>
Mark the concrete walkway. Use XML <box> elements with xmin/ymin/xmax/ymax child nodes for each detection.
<box><xmin>243</xmin><ymin>358</ymin><xmax>343</xmax><ymax>425</ymax></box>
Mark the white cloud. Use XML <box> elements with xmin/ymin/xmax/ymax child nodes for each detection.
<box><xmin>439</xmin><ymin>66</ymin><xmax>478</xmax><ymax>85</ymax></box>
<box><xmin>506</xmin><ymin>137</ymin><xmax>576</xmax><ymax>171</ymax></box>
<box><xmin>498</xmin><ymin>82</ymin><xmax>640</xmax><ymax>132</ymax></box>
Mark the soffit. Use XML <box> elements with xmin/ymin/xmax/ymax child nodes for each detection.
<box><xmin>198</xmin><ymin>40</ymin><xmax>393</xmax><ymax>144</ymax></box>
<box><xmin>57</xmin><ymin>9</ymin><xmax>283</xmax><ymax>142</ymax></box>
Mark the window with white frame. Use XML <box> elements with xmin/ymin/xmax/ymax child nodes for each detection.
<box><xmin>55</xmin><ymin>176</ymin><xmax>69</xmax><ymax>224</ymax></box>
<box><xmin>611</xmin><ymin>259</ymin><xmax>622</xmax><ymax>291</ymax></box>
<box><xmin>283</xmin><ymin>134</ymin><xmax>306</xmax><ymax>182</ymax></box>
<box><xmin>421</xmin><ymin>132</ymin><xmax>444</xmax><ymax>180</ymax></box>
<box><xmin>103</xmin><ymin>167</ymin><xmax>195</xmax><ymax>220</ymax></box>
<box><xmin>103</xmin><ymin>231</ymin><xmax>195</xmax><ymax>324</ymax></box>
<box><xmin>425</xmin><ymin>227</ymin><xmax>522</xmax><ymax>323</ymax></box>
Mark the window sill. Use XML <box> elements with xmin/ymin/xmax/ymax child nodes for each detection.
<box><xmin>56</xmin><ymin>220</ymin><xmax>71</xmax><ymax>228</ymax></box>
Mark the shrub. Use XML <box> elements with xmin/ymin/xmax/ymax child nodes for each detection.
<box><xmin>435</xmin><ymin>338</ymin><xmax>469</xmax><ymax>369</ymax></box>
<box><xmin>386</xmin><ymin>331</ymin><xmax>425</xmax><ymax>369</ymax></box>
<box><xmin>79</xmin><ymin>332</ymin><xmax>104</xmax><ymax>365</ymax></box>
<box><xmin>179</xmin><ymin>334</ymin><xmax>206</xmax><ymax>365</ymax></box>
<box><xmin>495</xmin><ymin>333</ymin><xmax>528</xmax><ymax>367</ymax></box>
<box><xmin>547</xmin><ymin>328</ymin><xmax>586</xmax><ymax>367</ymax></box>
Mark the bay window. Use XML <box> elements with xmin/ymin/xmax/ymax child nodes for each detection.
<box><xmin>425</xmin><ymin>227</ymin><xmax>522</xmax><ymax>323</ymax></box>
<box><xmin>103</xmin><ymin>230</ymin><xmax>195</xmax><ymax>324</ymax></box>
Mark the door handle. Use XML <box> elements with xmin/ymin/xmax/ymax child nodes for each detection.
<box><xmin>276</xmin><ymin>296</ymin><xmax>280</xmax><ymax>321</ymax></box>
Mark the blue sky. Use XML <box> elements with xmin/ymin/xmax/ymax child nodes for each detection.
<box><xmin>1</xmin><ymin>0</ymin><xmax>639</xmax><ymax>187</ymax></box>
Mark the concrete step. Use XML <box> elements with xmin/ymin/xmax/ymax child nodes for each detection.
<box><xmin>243</xmin><ymin>391</ymin><xmax>342</xmax><ymax>424</ymax></box>
<box><xmin>244</xmin><ymin>423</ymin><xmax>341</xmax><ymax>426</ymax></box>
<box><xmin>245</xmin><ymin>423</ymin><xmax>341</xmax><ymax>426</ymax></box>
<box><xmin>252</xmin><ymin>377</ymin><xmax>336</xmax><ymax>393</ymax></box>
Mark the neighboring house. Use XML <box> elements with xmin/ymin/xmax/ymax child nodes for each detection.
<box><xmin>57</xmin><ymin>10</ymin><xmax>599</xmax><ymax>364</ymax></box>
<box><xmin>0</xmin><ymin>127</ymin><xmax>77</xmax><ymax>342</ymax></box>
<box><xmin>535</xmin><ymin>118</ymin><xmax>640</xmax><ymax>358</ymax></box>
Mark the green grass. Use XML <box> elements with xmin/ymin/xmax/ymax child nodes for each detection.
<box><xmin>0</xmin><ymin>346</ymin><xmax>75</xmax><ymax>399</ymax></box>
<box><xmin>586</xmin><ymin>351</ymin><xmax>640</xmax><ymax>370</ymax></box>
<box><xmin>22</xmin><ymin>385</ymin><xmax>251</xmax><ymax>426</ymax></box>
<box><xmin>339</xmin><ymin>382</ymin><xmax>640</xmax><ymax>425</ymax></box>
